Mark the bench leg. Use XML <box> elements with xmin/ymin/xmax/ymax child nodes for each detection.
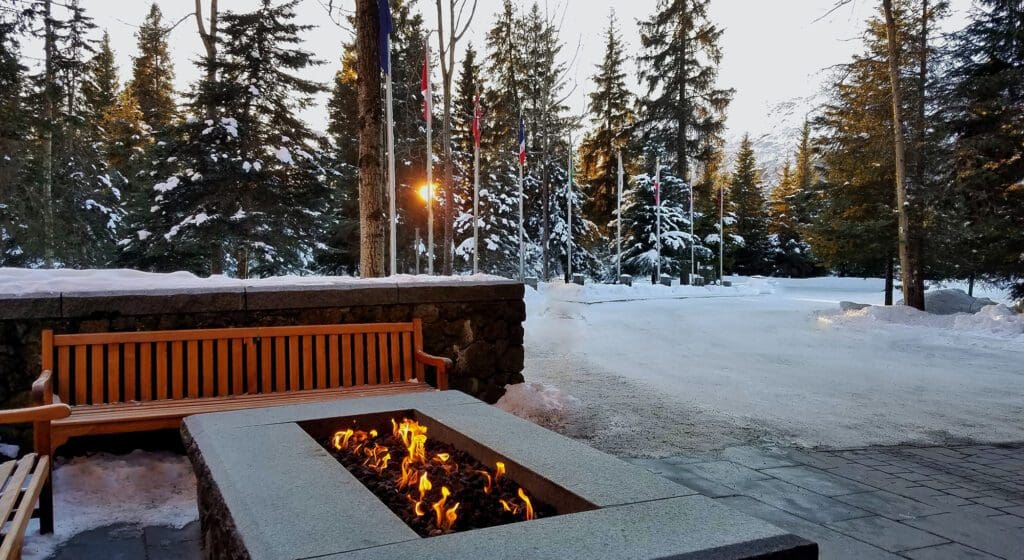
<box><xmin>39</xmin><ymin>477</ymin><xmax>54</xmax><ymax>534</ymax></box>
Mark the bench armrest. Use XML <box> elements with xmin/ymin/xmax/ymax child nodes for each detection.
<box><xmin>414</xmin><ymin>351</ymin><xmax>452</xmax><ymax>390</ymax></box>
<box><xmin>32</xmin><ymin>370</ymin><xmax>53</xmax><ymax>405</ymax></box>
<box><xmin>0</xmin><ymin>404</ymin><xmax>71</xmax><ymax>425</ymax></box>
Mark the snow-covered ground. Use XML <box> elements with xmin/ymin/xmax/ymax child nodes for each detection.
<box><xmin>522</xmin><ymin>276</ymin><xmax>1024</xmax><ymax>457</ymax></box>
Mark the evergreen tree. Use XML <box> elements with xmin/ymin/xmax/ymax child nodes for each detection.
<box><xmin>127</xmin><ymin>3</ymin><xmax>176</xmax><ymax>130</ymax></box>
<box><xmin>452</xmin><ymin>44</ymin><xmax>484</xmax><ymax>267</ymax></box>
<box><xmin>0</xmin><ymin>11</ymin><xmax>27</xmax><ymax>265</ymax></box>
<box><xmin>637</xmin><ymin>0</ymin><xmax>733</xmax><ymax>181</ymax></box>
<box><xmin>579</xmin><ymin>11</ymin><xmax>635</xmax><ymax>235</ymax></box>
<box><xmin>728</xmin><ymin>135</ymin><xmax>771</xmax><ymax>275</ymax></box>
<box><xmin>941</xmin><ymin>0</ymin><xmax>1024</xmax><ymax>297</ymax></box>
<box><xmin>124</xmin><ymin>0</ymin><xmax>331</xmax><ymax>277</ymax></box>
<box><xmin>768</xmin><ymin>121</ymin><xmax>821</xmax><ymax>277</ymax></box>
<box><xmin>615</xmin><ymin>164</ymin><xmax>695</xmax><ymax>279</ymax></box>
<box><xmin>81</xmin><ymin>30</ymin><xmax>118</xmax><ymax>121</ymax></box>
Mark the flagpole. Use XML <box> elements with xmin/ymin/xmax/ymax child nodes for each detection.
<box><xmin>719</xmin><ymin>182</ymin><xmax>724</xmax><ymax>284</ymax></box>
<box><xmin>472</xmin><ymin>88</ymin><xmax>480</xmax><ymax>275</ymax></box>
<box><xmin>567</xmin><ymin>133</ymin><xmax>573</xmax><ymax>281</ymax></box>
<box><xmin>424</xmin><ymin>37</ymin><xmax>433</xmax><ymax>275</ymax></box>
<box><xmin>689</xmin><ymin>179</ymin><xmax>695</xmax><ymax>281</ymax></box>
<box><xmin>655</xmin><ymin>157</ymin><xmax>661</xmax><ymax>281</ymax></box>
<box><xmin>385</xmin><ymin>53</ymin><xmax>397</xmax><ymax>276</ymax></box>
<box><xmin>518</xmin><ymin>115</ymin><xmax>525</xmax><ymax>282</ymax></box>
<box><xmin>616</xmin><ymin>150</ymin><xmax>623</xmax><ymax>280</ymax></box>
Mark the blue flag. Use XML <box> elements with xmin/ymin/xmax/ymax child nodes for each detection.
<box><xmin>378</xmin><ymin>0</ymin><xmax>392</xmax><ymax>72</ymax></box>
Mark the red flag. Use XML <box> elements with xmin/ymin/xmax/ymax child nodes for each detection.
<box><xmin>472</xmin><ymin>91</ymin><xmax>482</xmax><ymax>148</ymax></box>
<box><xmin>421</xmin><ymin>46</ymin><xmax>431</xmax><ymax>123</ymax></box>
<box><xmin>654</xmin><ymin>176</ymin><xmax>661</xmax><ymax>207</ymax></box>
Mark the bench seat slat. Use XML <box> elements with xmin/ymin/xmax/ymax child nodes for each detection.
<box><xmin>0</xmin><ymin>455</ymin><xmax>36</xmax><ymax>529</ymax></box>
<box><xmin>0</xmin><ymin>455</ymin><xmax>48</xmax><ymax>560</ymax></box>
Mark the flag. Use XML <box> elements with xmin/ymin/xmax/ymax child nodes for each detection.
<box><xmin>472</xmin><ymin>91</ymin><xmax>482</xmax><ymax>148</ymax></box>
<box><xmin>378</xmin><ymin>0</ymin><xmax>392</xmax><ymax>72</ymax></box>
<box><xmin>654</xmin><ymin>175</ymin><xmax>661</xmax><ymax>207</ymax></box>
<box><xmin>421</xmin><ymin>44</ymin><xmax>431</xmax><ymax>123</ymax></box>
<box><xmin>518</xmin><ymin>117</ymin><xmax>526</xmax><ymax>166</ymax></box>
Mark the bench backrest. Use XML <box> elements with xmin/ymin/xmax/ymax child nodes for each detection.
<box><xmin>41</xmin><ymin>321</ymin><xmax>426</xmax><ymax>406</ymax></box>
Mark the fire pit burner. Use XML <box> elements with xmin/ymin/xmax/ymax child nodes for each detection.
<box><xmin>184</xmin><ymin>391</ymin><xmax>817</xmax><ymax>560</ymax></box>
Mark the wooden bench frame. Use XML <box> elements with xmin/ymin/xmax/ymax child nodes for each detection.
<box><xmin>0</xmin><ymin>403</ymin><xmax>71</xmax><ymax>559</ymax></box>
<box><xmin>33</xmin><ymin>320</ymin><xmax>451</xmax><ymax>455</ymax></box>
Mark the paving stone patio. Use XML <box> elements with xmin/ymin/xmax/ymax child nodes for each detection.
<box><xmin>43</xmin><ymin>443</ymin><xmax>1023</xmax><ymax>559</ymax></box>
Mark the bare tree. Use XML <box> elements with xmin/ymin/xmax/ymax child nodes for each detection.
<box><xmin>435</xmin><ymin>0</ymin><xmax>477</xmax><ymax>275</ymax></box>
<box><xmin>356</xmin><ymin>0</ymin><xmax>386</xmax><ymax>276</ymax></box>
<box><xmin>881</xmin><ymin>0</ymin><xmax>925</xmax><ymax>309</ymax></box>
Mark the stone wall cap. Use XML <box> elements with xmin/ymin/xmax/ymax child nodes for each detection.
<box><xmin>61</xmin><ymin>287</ymin><xmax>245</xmax><ymax>318</ymax></box>
<box><xmin>0</xmin><ymin>293</ymin><xmax>61</xmax><ymax>320</ymax></box>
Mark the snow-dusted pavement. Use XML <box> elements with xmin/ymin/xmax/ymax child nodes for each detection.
<box><xmin>524</xmin><ymin>278</ymin><xmax>1024</xmax><ymax>457</ymax></box>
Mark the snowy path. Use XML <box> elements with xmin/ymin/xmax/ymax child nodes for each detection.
<box><xmin>524</xmin><ymin>278</ymin><xmax>1024</xmax><ymax>457</ymax></box>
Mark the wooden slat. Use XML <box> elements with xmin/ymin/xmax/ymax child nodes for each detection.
<box><xmin>187</xmin><ymin>341</ymin><xmax>199</xmax><ymax>399</ymax></box>
<box><xmin>315</xmin><ymin>336</ymin><xmax>327</xmax><ymax>390</ymax></box>
<box><xmin>74</xmin><ymin>346</ymin><xmax>87</xmax><ymax>406</ymax></box>
<box><xmin>0</xmin><ymin>455</ymin><xmax>47</xmax><ymax>560</ymax></box>
<box><xmin>53</xmin><ymin>323</ymin><xmax>417</xmax><ymax>346</ymax></box>
<box><xmin>365</xmin><ymin>334</ymin><xmax>378</xmax><ymax>385</ymax></box>
<box><xmin>231</xmin><ymin>339</ymin><xmax>243</xmax><ymax>396</ymax></box>
<box><xmin>274</xmin><ymin>337</ymin><xmax>286</xmax><ymax>393</ymax></box>
<box><xmin>124</xmin><ymin>343</ymin><xmax>136</xmax><ymax>402</ymax></box>
<box><xmin>140</xmin><ymin>343</ymin><xmax>153</xmax><ymax>401</ymax></box>
<box><xmin>107</xmin><ymin>343</ymin><xmax>121</xmax><ymax>403</ymax></box>
<box><xmin>171</xmin><ymin>341</ymin><xmax>184</xmax><ymax>400</ymax></box>
<box><xmin>327</xmin><ymin>335</ymin><xmax>340</xmax><ymax>388</ymax></box>
<box><xmin>0</xmin><ymin>455</ymin><xmax>35</xmax><ymax>530</ymax></box>
<box><xmin>0</xmin><ymin>459</ymin><xmax>17</xmax><ymax>487</ymax></box>
<box><xmin>341</xmin><ymin>335</ymin><xmax>353</xmax><ymax>387</ymax></box>
<box><xmin>302</xmin><ymin>336</ymin><xmax>313</xmax><ymax>390</ymax></box>
<box><xmin>288</xmin><ymin>336</ymin><xmax>300</xmax><ymax>392</ymax></box>
<box><xmin>377</xmin><ymin>333</ymin><xmax>390</xmax><ymax>384</ymax></box>
<box><xmin>57</xmin><ymin>346</ymin><xmax>70</xmax><ymax>403</ymax></box>
<box><xmin>246</xmin><ymin>338</ymin><xmax>258</xmax><ymax>395</ymax></box>
<box><xmin>202</xmin><ymin>340</ymin><xmax>214</xmax><ymax>398</ymax></box>
<box><xmin>413</xmin><ymin>320</ymin><xmax>426</xmax><ymax>383</ymax></box>
<box><xmin>401</xmin><ymin>332</ymin><xmax>413</xmax><ymax>381</ymax></box>
<box><xmin>91</xmin><ymin>345</ymin><xmax>105</xmax><ymax>405</ymax></box>
<box><xmin>155</xmin><ymin>342</ymin><xmax>169</xmax><ymax>400</ymax></box>
<box><xmin>389</xmin><ymin>333</ymin><xmax>401</xmax><ymax>384</ymax></box>
<box><xmin>353</xmin><ymin>334</ymin><xmax>365</xmax><ymax>386</ymax></box>
<box><xmin>260</xmin><ymin>338</ymin><xmax>272</xmax><ymax>394</ymax></box>
<box><xmin>217</xmin><ymin>340</ymin><xmax>229</xmax><ymax>397</ymax></box>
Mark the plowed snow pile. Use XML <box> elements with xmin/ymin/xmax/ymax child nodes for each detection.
<box><xmin>818</xmin><ymin>303</ymin><xmax>1024</xmax><ymax>339</ymax></box>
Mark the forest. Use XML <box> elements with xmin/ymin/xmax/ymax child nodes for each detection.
<box><xmin>0</xmin><ymin>0</ymin><xmax>1020</xmax><ymax>303</ymax></box>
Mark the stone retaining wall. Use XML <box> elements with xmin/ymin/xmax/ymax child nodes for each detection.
<box><xmin>0</xmin><ymin>280</ymin><xmax>525</xmax><ymax>407</ymax></box>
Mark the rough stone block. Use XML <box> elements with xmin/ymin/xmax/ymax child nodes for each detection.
<box><xmin>62</xmin><ymin>287</ymin><xmax>244</xmax><ymax>317</ymax></box>
<box><xmin>0</xmin><ymin>294</ymin><xmax>61</xmax><ymax>320</ymax></box>
<box><xmin>245</xmin><ymin>284</ymin><xmax>397</xmax><ymax>310</ymax></box>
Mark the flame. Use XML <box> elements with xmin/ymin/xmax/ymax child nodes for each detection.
<box><xmin>433</xmin><ymin>453</ymin><xmax>450</xmax><ymax>463</ymax></box>
<box><xmin>495</xmin><ymin>461</ymin><xmax>506</xmax><ymax>482</ymax></box>
<box><xmin>499</xmin><ymin>499</ymin><xmax>518</xmax><ymax>514</ymax></box>
<box><xmin>431</xmin><ymin>486</ymin><xmax>459</xmax><ymax>531</ymax></box>
<box><xmin>362</xmin><ymin>443</ymin><xmax>391</xmax><ymax>474</ymax></box>
<box><xmin>393</xmin><ymin>418</ymin><xmax>428</xmax><ymax>464</ymax></box>
<box><xmin>518</xmin><ymin>488</ymin><xmax>535</xmax><ymax>521</ymax></box>
<box><xmin>332</xmin><ymin>428</ymin><xmax>377</xmax><ymax>452</ymax></box>
<box><xmin>411</xmin><ymin>472</ymin><xmax>432</xmax><ymax>517</ymax></box>
<box><xmin>476</xmin><ymin>470</ymin><xmax>493</xmax><ymax>494</ymax></box>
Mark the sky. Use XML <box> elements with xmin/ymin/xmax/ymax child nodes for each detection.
<box><xmin>74</xmin><ymin>0</ymin><xmax>971</xmax><ymax>152</ymax></box>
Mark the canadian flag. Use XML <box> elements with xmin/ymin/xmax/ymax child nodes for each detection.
<box><xmin>421</xmin><ymin>42</ymin><xmax>431</xmax><ymax>124</ymax></box>
<box><xmin>472</xmin><ymin>91</ymin><xmax>482</xmax><ymax>149</ymax></box>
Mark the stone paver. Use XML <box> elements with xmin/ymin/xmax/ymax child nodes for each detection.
<box><xmin>902</xmin><ymin>543</ymin><xmax>1001</xmax><ymax>559</ymax></box>
<box><xmin>825</xmin><ymin>516</ymin><xmax>948</xmax><ymax>552</ymax></box>
<box><xmin>45</xmin><ymin>523</ymin><xmax>200</xmax><ymax>560</ymax></box>
<box><xmin>762</xmin><ymin>465</ymin><xmax>874</xmax><ymax>497</ymax></box>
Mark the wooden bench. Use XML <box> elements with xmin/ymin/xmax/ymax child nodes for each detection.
<box><xmin>0</xmin><ymin>404</ymin><xmax>71</xmax><ymax>558</ymax></box>
<box><xmin>33</xmin><ymin>320</ymin><xmax>451</xmax><ymax>455</ymax></box>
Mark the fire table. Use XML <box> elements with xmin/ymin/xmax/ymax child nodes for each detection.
<box><xmin>183</xmin><ymin>391</ymin><xmax>817</xmax><ymax>559</ymax></box>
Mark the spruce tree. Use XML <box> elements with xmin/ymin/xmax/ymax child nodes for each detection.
<box><xmin>637</xmin><ymin>0</ymin><xmax>733</xmax><ymax>181</ymax></box>
<box><xmin>614</xmin><ymin>163</ymin><xmax>694</xmax><ymax>279</ymax></box>
<box><xmin>127</xmin><ymin>3</ymin><xmax>177</xmax><ymax>130</ymax></box>
<box><xmin>768</xmin><ymin>121</ymin><xmax>821</xmax><ymax>277</ymax></box>
<box><xmin>579</xmin><ymin>11</ymin><xmax>634</xmax><ymax>235</ymax></box>
<box><xmin>81</xmin><ymin>31</ymin><xmax>118</xmax><ymax>121</ymax></box>
<box><xmin>125</xmin><ymin>0</ymin><xmax>332</xmax><ymax>277</ymax></box>
<box><xmin>452</xmin><ymin>44</ymin><xmax>483</xmax><ymax>267</ymax></box>
<box><xmin>729</xmin><ymin>135</ymin><xmax>771</xmax><ymax>275</ymax></box>
<box><xmin>0</xmin><ymin>12</ymin><xmax>27</xmax><ymax>265</ymax></box>
<box><xmin>941</xmin><ymin>0</ymin><xmax>1024</xmax><ymax>297</ymax></box>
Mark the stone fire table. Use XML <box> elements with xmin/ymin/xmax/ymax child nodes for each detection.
<box><xmin>183</xmin><ymin>391</ymin><xmax>817</xmax><ymax>560</ymax></box>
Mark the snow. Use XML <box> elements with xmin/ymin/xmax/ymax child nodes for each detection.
<box><xmin>275</xmin><ymin>147</ymin><xmax>293</xmax><ymax>165</ymax></box>
<box><xmin>136</xmin><ymin>230</ymin><xmax>151</xmax><ymax>241</ymax></box>
<box><xmin>496</xmin><ymin>382</ymin><xmax>579</xmax><ymax>427</ymax></box>
<box><xmin>21</xmin><ymin>451</ymin><xmax>196</xmax><ymax>560</ymax></box>
<box><xmin>153</xmin><ymin>176</ymin><xmax>180</xmax><ymax>193</ymax></box>
<box><xmin>0</xmin><ymin>268</ymin><xmax>510</xmax><ymax>296</ymax></box>
<box><xmin>521</xmin><ymin>276</ymin><xmax>1023</xmax><ymax>456</ymax></box>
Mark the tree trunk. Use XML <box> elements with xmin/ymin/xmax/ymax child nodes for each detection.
<box><xmin>356</xmin><ymin>0</ymin><xmax>386</xmax><ymax>277</ymax></box>
<box><xmin>881</xmin><ymin>0</ymin><xmax>925</xmax><ymax>310</ymax></box>
<box><xmin>195</xmin><ymin>0</ymin><xmax>222</xmax><ymax>273</ymax></box>
<box><xmin>442</xmin><ymin>98</ymin><xmax>454</xmax><ymax>275</ymax></box>
<box><xmin>885</xmin><ymin>255</ymin><xmax>894</xmax><ymax>306</ymax></box>
<box><xmin>968</xmin><ymin>274</ymin><xmax>975</xmax><ymax>297</ymax></box>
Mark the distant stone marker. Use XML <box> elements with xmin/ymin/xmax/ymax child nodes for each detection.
<box><xmin>572</xmin><ymin>274</ymin><xmax>585</xmax><ymax>286</ymax></box>
<box><xmin>619</xmin><ymin>275</ymin><xmax>633</xmax><ymax>287</ymax></box>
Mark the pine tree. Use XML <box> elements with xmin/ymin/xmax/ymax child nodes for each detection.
<box><xmin>0</xmin><ymin>11</ymin><xmax>27</xmax><ymax>265</ymax></box>
<box><xmin>81</xmin><ymin>30</ymin><xmax>118</xmax><ymax>121</ymax></box>
<box><xmin>127</xmin><ymin>3</ymin><xmax>177</xmax><ymax>130</ymax></box>
<box><xmin>614</xmin><ymin>163</ymin><xmax>695</xmax><ymax>279</ymax></box>
<box><xmin>637</xmin><ymin>0</ymin><xmax>733</xmax><ymax>181</ymax></box>
<box><xmin>729</xmin><ymin>135</ymin><xmax>771</xmax><ymax>275</ymax></box>
<box><xmin>125</xmin><ymin>0</ymin><xmax>331</xmax><ymax>278</ymax></box>
<box><xmin>941</xmin><ymin>0</ymin><xmax>1024</xmax><ymax>297</ymax></box>
<box><xmin>452</xmin><ymin>44</ymin><xmax>483</xmax><ymax>268</ymax></box>
<box><xmin>579</xmin><ymin>11</ymin><xmax>634</xmax><ymax>236</ymax></box>
<box><xmin>768</xmin><ymin>121</ymin><xmax>821</xmax><ymax>277</ymax></box>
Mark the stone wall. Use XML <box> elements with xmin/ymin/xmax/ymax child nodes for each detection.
<box><xmin>0</xmin><ymin>280</ymin><xmax>525</xmax><ymax>407</ymax></box>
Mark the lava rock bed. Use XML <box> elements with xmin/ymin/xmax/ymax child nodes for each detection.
<box><xmin>321</xmin><ymin>422</ymin><xmax>555</xmax><ymax>537</ymax></box>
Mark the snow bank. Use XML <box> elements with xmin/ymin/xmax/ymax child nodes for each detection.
<box><xmin>0</xmin><ymin>268</ymin><xmax>508</xmax><ymax>296</ymax></box>
<box><xmin>817</xmin><ymin>303</ymin><xmax>1024</xmax><ymax>339</ymax></box>
<box><xmin>22</xmin><ymin>451</ymin><xmax>197</xmax><ymax>560</ymax></box>
<box><xmin>904</xmin><ymin>288</ymin><xmax>996</xmax><ymax>315</ymax></box>
<box><xmin>541</xmin><ymin>277</ymin><xmax>770</xmax><ymax>304</ymax></box>
<box><xmin>495</xmin><ymin>382</ymin><xmax>579</xmax><ymax>425</ymax></box>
